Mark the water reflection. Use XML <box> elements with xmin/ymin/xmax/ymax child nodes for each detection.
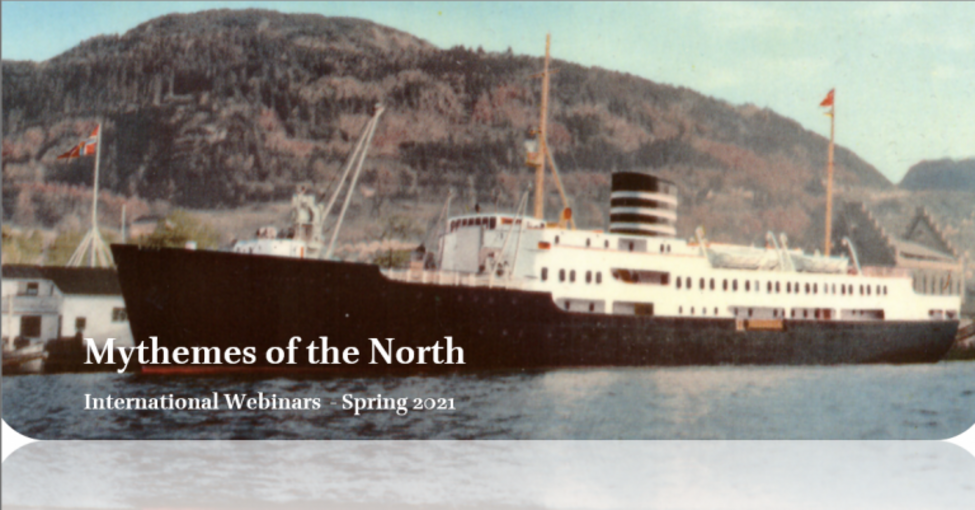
<box><xmin>3</xmin><ymin>441</ymin><xmax>974</xmax><ymax>509</ymax></box>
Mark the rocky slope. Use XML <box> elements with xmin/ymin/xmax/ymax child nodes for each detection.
<box><xmin>3</xmin><ymin>8</ymin><xmax>967</xmax><ymax>261</ymax></box>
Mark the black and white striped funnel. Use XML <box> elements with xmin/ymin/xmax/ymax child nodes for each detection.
<box><xmin>609</xmin><ymin>172</ymin><xmax>678</xmax><ymax>237</ymax></box>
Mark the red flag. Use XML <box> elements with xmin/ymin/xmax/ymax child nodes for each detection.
<box><xmin>819</xmin><ymin>89</ymin><xmax>835</xmax><ymax>108</ymax></box>
<box><xmin>57</xmin><ymin>125</ymin><xmax>99</xmax><ymax>160</ymax></box>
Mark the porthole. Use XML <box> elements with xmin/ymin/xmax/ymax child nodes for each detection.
<box><xmin>570</xmin><ymin>270</ymin><xmax>576</xmax><ymax>283</ymax></box>
<box><xmin>559</xmin><ymin>269</ymin><xmax>565</xmax><ymax>282</ymax></box>
<box><xmin>586</xmin><ymin>271</ymin><xmax>592</xmax><ymax>284</ymax></box>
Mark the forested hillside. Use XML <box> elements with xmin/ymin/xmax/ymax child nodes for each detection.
<box><xmin>0</xmin><ymin>8</ymin><xmax>910</xmax><ymax>253</ymax></box>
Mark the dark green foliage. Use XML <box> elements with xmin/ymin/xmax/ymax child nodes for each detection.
<box><xmin>3</xmin><ymin>8</ymin><xmax>902</xmax><ymax>254</ymax></box>
<box><xmin>135</xmin><ymin>210</ymin><xmax>220</xmax><ymax>249</ymax></box>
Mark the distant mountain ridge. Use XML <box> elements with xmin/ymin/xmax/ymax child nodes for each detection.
<box><xmin>1</xmin><ymin>8</ymin><xmax>900</xmax><ymax>251</ymax></box>
<box><xmin>899</xmin><ymin>158</ymin><xmax>975</xmax><ymax>192</ymax></box>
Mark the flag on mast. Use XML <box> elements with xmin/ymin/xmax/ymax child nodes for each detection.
<box><xmin>57</xmin><ymin>126</ymin><xmax>99</xmax><ymax>159</ymax></box>
<box><xmin>819</xmin><ymin>89</ymin><xmax>835</xmax><ymax>108</ymax></box>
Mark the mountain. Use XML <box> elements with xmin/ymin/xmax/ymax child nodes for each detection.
<box><xmin>899</xmin><ymin>158</ymin><xmax>975</xmax><ymax>192</ymax></box>
<box><xmin>2</xmin><ymin>8</ymin><xmax>898</xmax><ymax>253</ymax></box>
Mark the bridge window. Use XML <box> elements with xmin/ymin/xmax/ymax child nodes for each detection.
<box><xmin>612</xmin><ymin>269</ymin><xmax>670</xmax><ymax>285</ymax></box>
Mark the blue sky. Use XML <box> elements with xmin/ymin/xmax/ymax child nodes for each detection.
<box><xmin>3</xmin><ymin>1</ymin><xmax>974</xmax><ymax>183</ymax></box>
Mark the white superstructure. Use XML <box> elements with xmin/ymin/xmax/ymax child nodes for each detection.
<box><xmin>407</xmin><ymin>170</ymin><xmax>963</xmax><ymax>325</ymax></box>
<box><xmin>425</xmin><ymin>216</ymin><xmax>960</xmax><ymax>322</ymax></box>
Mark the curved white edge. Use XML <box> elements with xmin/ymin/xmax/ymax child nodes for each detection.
<box><xmin>2</xmin><ymin>419</ymin><xmax>37</xmax><ymax>464</ymax></box>
<box><xmin>945</xmin><ymin>420</ymin><xmax>975</xmax><ymax>458</ymax></box>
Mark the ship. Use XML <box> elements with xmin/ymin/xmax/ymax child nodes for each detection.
<box><xmin>111</xmin><ymin>40</ymin><xmax>961</xmax><ymax>375</ymax></box>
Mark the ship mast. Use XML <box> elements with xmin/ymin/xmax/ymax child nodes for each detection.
<box><xmin>533</xmin><ymin>34</ymin><xmax>552</xmax><ymax>220</ymax></box>
<box><xmin>822</xmin><ymin>89</ymin><xmax>835</xmax><ymax>256</ymax></box>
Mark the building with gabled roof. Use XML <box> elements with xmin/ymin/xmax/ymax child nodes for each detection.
<box><xmin>2</xmin><ymin>265</ymin><xmax>132</xmax><ymax>355</ymax></box>
<box><xmin>831</xmin><ymin>202</ymin><xmax>965</xmax><ymax>310</ymax></box>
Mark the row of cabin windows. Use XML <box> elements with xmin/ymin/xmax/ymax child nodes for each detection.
<box><xmin>450</xmin><ymin>217</ymin><xmax>499</xmax><ymax>232</ymax></box>
<box><xmin>554</xmin><ymin>235</ymin><xmax>612</xmax><ymax>249</ymax></box>
<box><xmin>678</xmin><ymin>306</ymin><xmax>720</xmax><ymax>316</ymax></box>
<box><xmin>549</xmin><ymin>236</ymin><xmax>673</xmax><ymax>254</ymax></box>
<box><xmin>541</xmin><ymin>268</ymin><xmax>603</xmax><ymax>284</ymax></box>
<box><xmin>552</xmin><ymin>236</ymin><xmax>670</xmax><ymax>253</ymax></box>
<box><xmin>678</xmin><ymin>307</ymin><xmax>788</xmax><ymax>318</ymax></box>
<box><xmin>674</xmin><ymin>276</ymin><xmax>889</xmax><ymax>296</ymax></box>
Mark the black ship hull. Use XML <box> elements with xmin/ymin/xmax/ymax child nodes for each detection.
<box><xmin>111</xmin><ymin>245</ymin><xmax>958</xmax><ymax>375</ymax></box>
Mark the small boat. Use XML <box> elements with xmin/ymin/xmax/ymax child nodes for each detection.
<box><xmin>2</xmin><ymin>340</ymin><xmax>46</xmax><ymax>375</ymax></box>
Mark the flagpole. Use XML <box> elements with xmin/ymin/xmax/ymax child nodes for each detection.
<box><xmin>824</xmin><ymin>102</ymin><xmax>835</xmax><ymax>257</ymax></box>
<box><xmin>90</xmin><ymin>121</ymin><xmax>102</xmax><ymax>267</ymax></box>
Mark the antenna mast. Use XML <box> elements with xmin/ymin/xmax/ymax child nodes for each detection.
<box><xmin>533</xmin><ymin>34</ymin><xmax>552</xmax><ymax>220</ymax></box>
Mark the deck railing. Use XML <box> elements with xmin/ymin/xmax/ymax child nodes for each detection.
<box><xmin>381</xmin><ymin>268</ymin><xmax>528</xmax><ymax>290</ymax></box>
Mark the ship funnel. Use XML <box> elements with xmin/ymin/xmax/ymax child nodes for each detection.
<box><xmin>609</xmin><ymin>172</ymin><xmax>678</xmax><ymax>237</ymax></box>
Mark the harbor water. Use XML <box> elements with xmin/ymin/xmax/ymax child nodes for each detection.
<box><xmin>4</xmin><ymin>362</ymin><xmax>975</xmax><ymax>440</ymax></box>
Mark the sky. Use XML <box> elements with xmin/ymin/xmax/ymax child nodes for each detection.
<box><xmin>2</xmin><ymin>1</ymin><xmax>973</xmax><ymax>184</ymax></box>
